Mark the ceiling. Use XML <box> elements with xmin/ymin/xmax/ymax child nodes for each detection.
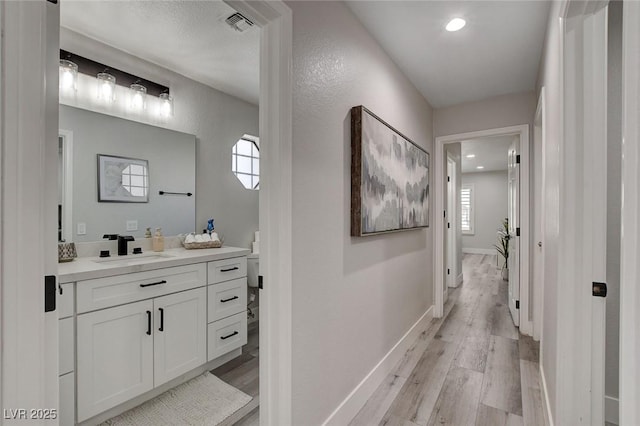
<box><xmin>60</xmin><ymin>0</ymin><xmax>260</xmax><ymax>105</ymax></box>
<box><xmin>460</xmin><ymin>135</ymin><xmax>515</xmax><ymax>173</ymax></box>
<box><xmin>346</xmin><ymin>1</ymin><xmax>550</xmax><ymax>108</ymax></box>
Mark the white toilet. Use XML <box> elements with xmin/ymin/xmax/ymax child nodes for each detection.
<box><xmin>247</xmin><ymin>253</ymin><xmax>259</xmax><ymax>288</ymax></box>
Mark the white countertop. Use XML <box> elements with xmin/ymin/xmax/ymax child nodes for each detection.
<box><xmin>58</xmin><ymin>246</ymin><xmax>250</xmax><ymax>283</ymax></box>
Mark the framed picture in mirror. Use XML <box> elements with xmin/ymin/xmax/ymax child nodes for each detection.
<box><xmin>97</xmin><ymin>154</ymin><xmax>149</xmax><ymax>203</ymax></box>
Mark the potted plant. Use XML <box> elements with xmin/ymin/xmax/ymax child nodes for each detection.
<box><xmin>494</xmin><ymin>217</ymin><xmax>510</xmax><ymax>280</ymax></box>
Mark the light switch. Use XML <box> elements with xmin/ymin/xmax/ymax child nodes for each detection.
<box><xmin>126</xmin><ymin>220</ymin><xmax>138</xmax><ymax>231</ymax></box>
<box><xmin>77</xmin><ymin>222</ymin><xmax>86</xmax><ymax>235</ymax></box>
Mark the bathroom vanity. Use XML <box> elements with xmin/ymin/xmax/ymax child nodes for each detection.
<box><xmin>57</xmin><ymin>246</ymin><xmax>249</xmax><ymax>425</ymax></box>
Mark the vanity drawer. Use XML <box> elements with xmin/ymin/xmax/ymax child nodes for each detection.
<box><xmin>59</xmin><ymin>317</ymin><xmax>74</xmax><ymax>376</ymax></box>
<box><xmin>208</xmin><ymin>278</ymin><xmax>247</xmax><ymax>323</ymax></box>
<box><xmin>77</xmin><ymin>264</ymin><xmax>206</xmax><ymax>313</ymax></box>
<box><xmin>207</xmin><ymin>312</ymin><xmax>247</xmax><ymax>361</ymax></box>
<box><xmin>208</xmin><ymin>257</ymin><xmax>247</xmax><ymax>284</ymax></box>
<box><xmin>58</xmin><ymin>283</ymin><xmax>74</xmax><ymax>319</ymax></box>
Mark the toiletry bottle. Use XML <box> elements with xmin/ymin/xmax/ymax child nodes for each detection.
<box><xmin>152</xmin><ymin>228</ymin><xmax>165</xmax><ymax>252</ymax></box>
<box><xmin>145</xmin><ymin>227</ymin><xmax>152</xmax><ymax>238</ymax></box>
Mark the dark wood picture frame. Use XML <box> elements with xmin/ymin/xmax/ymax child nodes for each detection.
<box><xmin>351</xmin><ymin>106</ymin><xmax>430</xmax><ymax>236</ymax></box>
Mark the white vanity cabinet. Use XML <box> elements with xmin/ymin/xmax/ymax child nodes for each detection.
<box><xmin>58</xmin><ymin>249</ymin><xmax>249</xmax><ymax>424</ymax></box>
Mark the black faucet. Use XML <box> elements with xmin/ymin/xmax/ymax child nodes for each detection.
<box><xmin>117</xmin><ymin>235</ymin><xmax>135</xmax><ymax>256</ymax></box>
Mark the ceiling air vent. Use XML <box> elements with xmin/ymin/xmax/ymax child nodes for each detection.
<box><xmin>225</xmin><ymin>12</ymin><xmax>254</xmax><ymax>33</ymax></box>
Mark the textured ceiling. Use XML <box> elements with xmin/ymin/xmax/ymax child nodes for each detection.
<box><xmin>346</xmin><ymin>1</ymin><xmax>550</xmax><ymax>108</ymax></box>
<box><xmin>60</xmin><ymin>0</ymin><xmax>260</xmax><ymax>105</ymax></box>
<box><xmin>461</xmin><ymin>135</ymin><xmax>515</xmax><ymax>173</ymax></box>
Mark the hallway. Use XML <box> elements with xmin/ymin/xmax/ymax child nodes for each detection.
<box><xmin>350</xmin><ymin>254</ymin><xmax>547</xmax><ymax>426</ymax></box>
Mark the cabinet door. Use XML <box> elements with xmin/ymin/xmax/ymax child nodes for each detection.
<box><xmin>77</xmin><ymin>300</ymin><xmax>154</xmax><ymax>422</ymax></box>
<box><xmin>154</xmin><ymin>287</ymin><xmax>207</xmax><ymax>386</ymax></box>
<box><xmin>59</xmin><ymin>372</ymin><xmax>75</xmax><ymax>426</ymax></box>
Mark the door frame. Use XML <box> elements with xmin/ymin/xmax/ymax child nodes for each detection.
<box><xmin>225</xmin><ymin>2</ymin><xmax>293</xmax><ymax>425</ymax></box>
<box><xmin>619</xmin><ymin>1</ymin><xmax>640</xmax><ymax>423</ymax></box>
<box><xmin>434</xmin><ymin>125</ymin><xmax>530</xmax><ymax>332</ymax></box>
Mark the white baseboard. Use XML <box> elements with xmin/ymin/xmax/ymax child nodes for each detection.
<box><xmin>605</xmin><ymin>395</ymin><xmax>619</xmax><ymax>425</ymax></box>
<box><xmin>322</xmin><ymin>306</ymin><xmax>434</xmax><ymax>426</ymax></box>
<box><xmin>456</xmin><ymin>273</ymin><xmax>463</xmax><ymax>286</ymax></box>
<box><xmin>462</xmin><ymin>248</ymin><xmax>497</xmax><ymax>255</ymax></box>
<box><xmin>540</xmin><ymin>364</ymin><xmax>555</xmax><ymax>426</ymax></box>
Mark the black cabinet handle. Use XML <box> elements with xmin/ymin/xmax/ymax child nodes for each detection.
<box><xmin>220</xmin><ymin>331</ymin><xmax>238</xmax><ymax>340</ymax></box>
<box><xmin>140</xmin><ymin>280</ymin><xmax>167</xmax><ymax>288</ymax></box>
<box><xmin>159</xmin><ymin>308</ymin><xmax>164</xmax><ymax>332</ymax></box>
<box><xmin>146</xmin><ymin>311</ymin><xmax>151</xmax><ymax>335</ymax></box>
<box><xmin>220</xmin><ymin>267</ymin><xmax>239</xmax><ymax>272</ymax></box>
<box><xmin>58</xmin><ymin>284</ymin><xmax>63</xmax><ymax>295</ymax></box>
<box><xmin>220</xmin><ymin>296</ymin><xmax>239</xmax><ymax>303</ymax></box>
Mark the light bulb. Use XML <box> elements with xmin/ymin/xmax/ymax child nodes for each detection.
<box><xmin>159</xmin><ymin>92</ymin><xmax>173</xmax><ymax>118</ymax></box>
<box><xmin>130</xmin><ymin>83</ymin><xmax>147</xmax><ymax>110</ymax></box>
<box><xmin>446</xmin><ymin>18</ymin><xmax>466</xmax><ymax>32</ymax></box>
<box><xmin>59</xmin><ymin>60</ymin><xmax>78</xmax><ymax>93</ymax></box>
<box><xmin>96</xmin><ymin>72</ymin><xmax>116</xmax><ymax>103</ymax></box>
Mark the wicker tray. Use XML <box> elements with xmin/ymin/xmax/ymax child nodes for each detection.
<box><xmin>182</xmin><ymin>240</ymin><xmax>223</xmax><ymax>250</ymax></box>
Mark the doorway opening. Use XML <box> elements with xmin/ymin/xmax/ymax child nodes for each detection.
<box><xmin>434</xmin><ymin>125</ymin><xmax>531</xmax><ymax>335</ymax></box>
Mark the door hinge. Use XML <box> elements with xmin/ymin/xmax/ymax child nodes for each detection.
<box><xmin>447</xmin><ymin>269</ymin><xmax>450</xmax><ymax>275</ymax></box>
<box><xmin>444</xmin><ymin>210</ymin><xmax>446</xmax><ymax>218</ymax></box>
<box><xmin>258</xmin><ymin>275</ymin><xmax>263</xmax><ymax>290</ymax></box>
<box><xmin>515</xmin><ymin>300</ymin><xmax>520</xmax><ymax>309</ymax></box>
<box><xmin>46</xmin><ymin>0</ymin><xmax>58</xmax><ymax>4</ymax></box>
<box><xmin>592</xmin><ymin>282</ymin><xmax>607</xmax><ymax>297</ymax></box>
<box><xmin>516</xmin><ymin>154</ymin><xmax>521</xmax><ymax>164</ymax></box>
<box><xmin>447</xmin><ymin>176</ymin><xmax>450</xmax><ymax>182</ymax></box>
<box><xmin>516</xmin><ymin>227</ymin><xmax>520</xmax><ymax>237</ymax></box>
<box><xmin>447</xmin><ymin>222</ymin><xmax>451</xmax><ymax>229</ymax></box>
<box><xmin>44</xmin><ymin>275</ymin><xmax>56</xmax><ymax>312</ymax></box>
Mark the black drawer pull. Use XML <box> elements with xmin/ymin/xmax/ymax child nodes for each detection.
<box><xmin>159</xmin><ymin>308</ymin><xmax>164</xmax><ymax>332</ymax></box>
<box><xmin>220</xmin><ymin>296</ymin><xmax>239</xmax><ymax>303</ymax></box>
<box><xmin>140</xmin><ymin>280</ymin><xmax>167</xmax><ymax>288</ymax></box>
<box><xmin>220</xmin><ymin>331</ymin><xmax>238</xmax><ymax>340</ymax></box>
<box><xmin>220</xmin><ymin>267</ymin><xmax>239</xmax><ymax>272</ymax></box>
<box><xmin>146</xmin><ymin>311</ymin><xmax>151</xmax><ymax>335</ymax></box>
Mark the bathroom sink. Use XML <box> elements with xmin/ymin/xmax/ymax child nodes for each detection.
<box><xmin>92</xmin><ymin>253</ymin><xmax>175</xmax><ymax>266</ymax></box>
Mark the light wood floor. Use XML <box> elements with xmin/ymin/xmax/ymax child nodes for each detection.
<box><xmin>350</xmin><ymin>254</ymin><xmax>549</xmax><ymax>426</ymax></box>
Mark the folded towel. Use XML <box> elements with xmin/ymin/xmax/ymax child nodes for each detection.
<box><xmin>185</xmin><ymin>234</ymin><xmax>196</xmax><ymax>244</ymax></box>
<box><xmin>202</xmin><ymin>233</ymin><xmax>212</xmax><ymax>242</ymax></box>
<box><xmin>194</xmin><ymin>234</ymin><xmax>204</xmax><ymax>243</ymax></box>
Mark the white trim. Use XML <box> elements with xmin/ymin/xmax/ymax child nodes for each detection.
<box><xmin>619</xmin><ymin>1</ymin><xmax>640</xmax><ymax>424</ymax></box>
<box><xmin>456</xmin><ymin>273</ymin><xmax>463</xmax><ymax>286</ymax></box>
<box><xmin>533</xmin><ymin>87</ymin><xmax>546</xmax><ymax>342</ymax></box>
<box><xmin>605</xmin><ymin>395</ymin><xmax>619</xmax><ymax>425</ymax></box>
<box><xmin>321</xmin><ymin>307</ymin><xmax>434</xmax><ymax>426</ymax></box>
<box><xmin>540</xmin><ymin>364</ymin><xmax>555</xmax><ymax>426</ymax></box>
<box><xmin>462</xmin><ymin>248</ymin><xmax>497</xmax><ymax>255</ymax></box>
<box><xmin>434</xmin><ymin>125</ymin><xmax>530</xmax><ymax>333</ymax></box>
<box><xmin>59</xmin><ymin>129</ymin><xmax>74</xmax><ymax>243</ymax></box>
<box><xmin>226</xmin><ymin>2</ymin><xmax>294</xmax><ymax>425</ymax></box>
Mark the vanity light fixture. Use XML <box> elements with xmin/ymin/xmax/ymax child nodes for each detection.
<box><xmin>159</xmin><ymin>92</ymin><xmax>174</xmax><ymax>118</ymax></box>
<box><xmin>446</xmin><ymin>18</ymin><xmax>466</xmax><ymax>32</ymax></box>
<box><xmin>130</xmin><ymin>83</ymin><xmax>147</xmax><ymax>110</ymax></box>
<box><xmin>59</xmin><ymin>59</ymin><xmax>78</xmax><ymax>92</ymax></box>
<box><xmin>476</xmin><ymin>166</ymin><xmax>485</xmax><ymax>169</ymax></box>
<box><xmin>96</xmin><ymin>72</ymin><xmax>116</xmax><ymax>103</ymax></box>
<box><xmin>466</xmin><ymin>154</ymin><xmax>476</xmax><ymax>158</ymax></box>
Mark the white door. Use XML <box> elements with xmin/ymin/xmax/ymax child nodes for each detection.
<box><xmin>507</xmin><ymin>139</ymin><xmax>520</xmax><ymax>326</ymax></box>
<box><xmin>446</xmin><ymin>156</ymin><xmax>456</xmax><ymax>291</ymax></box>
<box><xmin>77</xmin><ymin>300</ymin><xmax>154</xmax><ymax>422</ymax></box>
<box><xmin>533</xmin><ymin>90</ymin><xmax>545</xmax><ymax>341</ymax></box>
<box><xmin>154</xmin><ymin>287</ymin><xmax>207</xmax><ymax>386</ymax></box>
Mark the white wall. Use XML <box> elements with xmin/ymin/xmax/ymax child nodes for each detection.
<box><xmin>535</xmin><ymin>1</ymin><xmax>563</xmax><ymax>421</ymax></box>
<box><xmin>288</xmin><ymin>2</ymin><xmax>434</xmax><ymax>424</ymax></box>
<box><xmin>60</xmin><ymin>28</ymin><xmax>259</xmax><ymax>249</ymax></box>
<box><xmin>461</xmin><ymin>171</ymin><xmax>508</xmax><ymax>252</ymax></box>
<box><xmin>433</xmin><ymin>91</ymin><xmax>536</xmax><ymax>138</ymax></box>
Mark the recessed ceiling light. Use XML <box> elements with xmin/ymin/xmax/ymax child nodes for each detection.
<box><xmin>477</xmin><ymin>166</ymin><xmax>484</xmax><ymax>169</ymax></box>
<box><xmin>466</xmin><ymin>154</ymin><xmax>476</xmax><ymax>158</ymax></box>
<box><xmin>446</xmin><ymin>18</ymin><xmax>466</xmax><ymax>32</ymax></box>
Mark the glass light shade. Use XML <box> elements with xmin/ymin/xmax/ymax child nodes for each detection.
<box><xmin>159</xmin><ymin>92</ymin><xmax>174</xmax><ymax>118</ymax></box>
<box><xmin>59</xmin><ymin>60</ymin><xmax>78</xmax><ymax>92</ymax></box>
<box><xmin>96</xmin><ymin>72</ymin><xmax>116</xmax><ymax>102</ymax></box>
<box><xmin>130</xmin><ymin>83</ymin><xmax>147</xmax><ymax>110</ymax></box>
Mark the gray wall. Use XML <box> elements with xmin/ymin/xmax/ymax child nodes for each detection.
<box><xmin>288</xmin><ymin>2</ymin><xmax>434</xmax><ymax>424</ymax></box>
<box><xmin>60</xmin><ymin>105</ymin><xmax>196</xmax><ymax>242</ymax></box>
<box><xmin>461</xmin><ymin>171</ymin><xmax>508</xmax><ymax>252</ymax></box>
<box><xmin>60</xmin><ymin>28</ymin><xmax>259</xmax><ymax>249</ymax></box>
<box><xmin>606</xmin><ymin>0</ymin><xmax>622</xmax><ymax>402</ymax></box>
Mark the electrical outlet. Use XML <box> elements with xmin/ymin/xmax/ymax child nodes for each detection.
<box><xmin>77</xmin><ymin>222</ymin><xmax>86</xmax><ymax>235</ymax></box>
<box><xmin>126</xmin><ymin>220</ymin><xmax>138</xmax><ymax>231</ymax></box>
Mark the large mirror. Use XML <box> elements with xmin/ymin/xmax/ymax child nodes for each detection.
<box><xmin>59</xmin><ymin>105</ymin><xmax>196</xmax><ymax>242</ymax></box>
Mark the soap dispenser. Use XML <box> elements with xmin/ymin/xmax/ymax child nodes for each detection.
<box><xmin>152</xmin><ymin>228</ymin><xmax>165</xmax><ymax>252</ymax></box>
